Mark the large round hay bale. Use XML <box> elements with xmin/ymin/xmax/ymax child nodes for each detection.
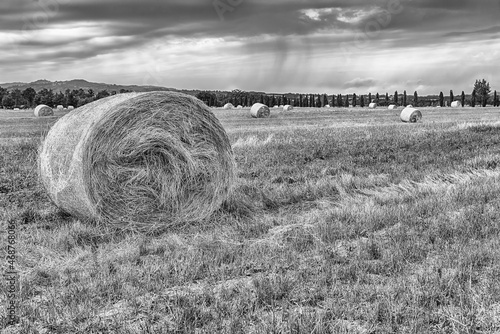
<box><xmin>56</xmin><ymin>105</ymin><xmax>64</xmax><ymax>110</ymax></box>
<box><xmin>400</xmin><ymin>107</ymin><xmax>422</xmax><ymax>123</ymax></box>
<box><xmin>283</xmin><ymin>105</ymin><xmax>293</xmax><ymax>111</ymax></box>
<box><xmin>34</xmin><ymin>104</ymin><xmax>54</xmax><ymax>117</ymax></box>
<box><xmin>223</xmin><ymin>103</ymin><xmax>234</xmax><ymax>110</ymax></box>
<box><xmin>39</xmin><ymin>92</ymin><xmax>235</xmax><ymax>232</ymax></box>
<box><xmin>406</xmin><ymin>104</ymin><xmax>413</xmax><ymax>108</ymax></box>
<box><xmin>369</xmin><ymin>103</ymin><xmax>377</xmax><ymax>109</ymax></box>
<box><xmin>388</xmin><ymin>104</ymin><xmax>396</xmax><ymax>110</ymax></box>
<box><xmin>250</xmin><ymin>103</ymin><xmax>271</xmax><ymax>118</ymax></box>
<box><xmin>451</xmin><ymin>101</ymin><xmax>461</xmax><ymax>108</ymax></box>
<box><xmin>68</xmin><ymin>105</ymin><xmax>75</xmax><ymax>110</ymax></box>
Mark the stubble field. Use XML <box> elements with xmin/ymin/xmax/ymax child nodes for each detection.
<box><xmin>1</xmin><ymin>106</ymin><xmax>500</xmax><ymax>333</ymax></box>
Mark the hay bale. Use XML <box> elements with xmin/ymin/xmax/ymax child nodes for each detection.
<box><xmin>283</xmin><ymin>105</ymin><xmax>293</xmax><ymax>111</ymax></box>
<box><xmin>279</xmin><ymin>105</ymin><xmax>284</xmax><ymax>108</ymax></box>
<box><xmin>13</xmin><ymin>108</ymin><xmax>20</xmax><ymax>111</ymax></box>
<box><xmin>68</xmin><ymin>106</ymin><xmax>75</xmax><ymax>110</ymax></box>
<box><xmin>223</xmin><ymin>103</ymin><xmax>234</xmax><ymax>110</ymax></box>
<box><xmin>369</xmin><ymin>103</ymin><xmax>377</xmax><ymax>109</ymax></box>
<box><xmin>400</xmin><ymin>107</ymin><xmax>422</xmax><ymax>123</ymax></box>
<box><xmin>273</xmin><ymin>105</ymin><xmax>279</xmax><ymax>108</ymax></box>
<box><xmin>406</xmin><ymin>104</ymin><xmax>413</xmax><ymax>108</ymax></box>
<box><xmin>250</xmin><ymin>103</ymin><xmax>270</xmax><ymax>118</ymax></box>
<box><xmin>451</xmin><ymin>101</ymin><xmax>461</xmax><ymax>108</ymax></box>
<box><xmin>57</xmin><ymin>105</ymin><xmax>64</xmax><ymax>110</ymax></box>
<box><xmin>325</xmin><ymin>104</ymin><xmax>330</xmax><ymax>108</ymax></box>
<box><xmin>38</xmin><ymin>92</ymin><xmax>235</xmax><ymax>232</ymax></box>
<box><xmin>388</xmin><ymin>104</ymin><xmax>396</xmax><ymax>110</ymax></box>
<box><xmin>236</xmin><ymin>105</ymin><xmax>243</xmax><ymax>109</ymax></box>
<box><xmin>34</xmin><ymin>104</ymin><xmax>54</xmax><ymax>117</ymax></box>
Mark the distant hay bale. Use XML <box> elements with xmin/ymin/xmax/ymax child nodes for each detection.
<box><xmin>283</xmin><ymin>105</ymin><xmax>293</xmax><ymax>111</ymax></box>
<box><xmin>325</xmin><ymin>104</ymin><xmax>330</xmax><ymax>108</ymax></box>
<box><xmin>250</xmin><ymin>103</ymin><xmax>270</xmax><ymax>118</ymax></box>
<box><xmin>13</xmin><ymin>108</ymin><xmax>20</xmax><ymax>111</ymax></box>
<box><xmin>368</xmin><ymin>103</ymin><xmax>377</xmax><ymax>109</ymax></box>
<box><xmin>273</xmin><ymin>105</ymin><xmax>279</xmax><ymax>108</ymax></box>
<box><xmin>34</xmin><ymin>104</ymin><xmax>54</xmax><ymax>117</ymax></box>
<box><xmin>236</xmin><ymin>105</ymin><xmax>243</xmax><ymax>109</ymax></box>
<box><xmin>57</xmin><ymin>105</ymin><xmax>64</xmax><ymax>110</ymax></box>
<box><xmin>400</xmin><ymin>107</ymin><xmax>422</xmax><ymax>123</ymax></box>
<box><xmin>38</xmin><ymin>92</ymin><xmax>235</xmax><ymax>232</ymax></box>
<box><xmin>68</xmin><ymin>106</ymin><xmax>75</xmax><ymax>110</ymax></box>
<box><xmin>451</xmin><ymin>101</ymin><xmax>461</xmax><ymax>108</ymax></box>
<box><xmin>388</xmin><ymin>104</ymin><xmax>396</xmax><ymax>110</ymax></box>
<box><xmin>279</xmin><ymin>105</ymin><xmax>284</xmax><ymax>108</ymax></box>
<box><xmin>223</xmin><ymin>103</ymin><xmax>234</xmax><ymax>110</ymax></box>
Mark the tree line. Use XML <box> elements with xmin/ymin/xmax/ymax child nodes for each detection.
<box><xmin>0</xmin><ymin>87</ymin><xmax>133</xmax><ymax>109</ymax></box>
<box><xmin>196</xmin><ymin>79</ymin><xmax>499</xmax><ymax>108</ymax></box>
<box><xmin>2</xmin><ymin>79</ymin><xmax>497</xmax><ymax>110</ymax></box>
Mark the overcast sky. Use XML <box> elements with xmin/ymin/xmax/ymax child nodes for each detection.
<box><xmin>0</xmin><ymin>0</ymin><xmax>499</xmax><ymax>94</ymax></box>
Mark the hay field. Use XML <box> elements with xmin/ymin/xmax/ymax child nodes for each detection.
<box><xmin>2</xmin><ymin>106</ymin><xmax>500</xmax><ymax>333</ymax></box>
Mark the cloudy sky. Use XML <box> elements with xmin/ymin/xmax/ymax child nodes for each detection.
<box><xmin>0</xmin><ymin>0</ymin><xmax>499</xmax><ymax>94</ymax></box>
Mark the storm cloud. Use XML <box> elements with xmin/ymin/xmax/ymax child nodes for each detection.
<box><xmin>0</xmin><ymin>0</ymin><xmax>499</xmax><ymax>94</ymax></box>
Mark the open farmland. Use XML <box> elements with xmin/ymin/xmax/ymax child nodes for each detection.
<box><xmin>2</xmin><ymin>106</ymin><xmax>500</xmax><ymax>333</ymax></box>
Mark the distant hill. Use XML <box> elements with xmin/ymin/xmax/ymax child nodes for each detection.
<box><xmin>0</xmin><ymin>79</ymin><xmax>202</xmax><ymax>96</ymax></box>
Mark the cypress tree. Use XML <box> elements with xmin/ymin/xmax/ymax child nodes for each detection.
<box><xmin>345</xmin><ymin>94</ymin><xmax>349</xmax><ymax>107</ymax></box>
<box><xmin>450</xmin><ymin>90</ymin><xmax>454</xmax><ymax>105</ymax></box>
<box><xmin>403</xmin><ymin>90</ymin><xmax>407</xmax><ymax>106</ymax></box>
<box><xmin>375</xmin><ymin>93</ymin><xmax>380</xmax><ymax>103</ymax></box>
<box><xmin>299</xmin><ymin>94</ymin><xmax>303</xmax><ymax>107</ymax></box>
<box><xmin>352</xmin><ymin>93</ymin><xmax>357</xmax><ymax>107</ymax></box>
<box><xmin>471</xmin><ymin>90</ymin><xmax>476</xmax><ymax>107</ymax></box>
<box><xmin>461</xmin><ymin>91</ymin><xmax>466</xmax><ymax>107</ymax></box>
<box><xmin>414</xmin><ymin>91</ymin><xmax>418</xmax><ymax>106</ymax></box>
<box><xmin>338</xmin><ymin>94</ymin><xmax>343</xmax><ymax>107</ymax></box>
<box><xmin>360</xmin><ymin>95</ymin><xmax>365</xmax><ymax>108</ymax></box>
<box><xmin>385</xmin><ymin>92</ymin><xmax>389</xmax><ymax>106</ymax></box>
<box><xmin>368</xmin><ymin>93</ymin><xmax>372</xmax><ymax>103</ymax></box>
<box><xmin>439</xmin><ymin>92</ymin><xmax>444</xmax><ymax>107</ymax></box>
<box><xmin>394</xmin><ymin>91</ymin><xmax>398</xmax><ymax>105</ymax></box>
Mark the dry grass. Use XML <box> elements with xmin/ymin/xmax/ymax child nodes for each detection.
<box><xmin>2</xmin><ymin>106</ymin><xmax>500</xmax><ymax>332</ymax></box>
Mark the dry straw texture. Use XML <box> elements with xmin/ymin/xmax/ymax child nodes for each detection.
<box><xmin>283</xmin><ymin>105</ymin><xmax>293</xmax><ymax>111</ymax></box>
<box><xmin>369</xmin><ymin>103</ymin><xmax>377</xmax><ymax>109</ymax></box>
<box><xmin>400</xmin><ymin>107</ymin><xmax>422</xmax><ymax>123</ymax></box>
<box><xmin>39</xmin><ymin>92</ymin><xmax>235</xmax><ymax>233</ymax></box>
<box><xmin>34</xmin><ymin>104</ymin><xmax>54</xmax><ymax>117</ymax></box>
<box><xmin>250</xmin><ymin>103</ymin><xmax>271</xmax><ymax>118</ymax></box>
